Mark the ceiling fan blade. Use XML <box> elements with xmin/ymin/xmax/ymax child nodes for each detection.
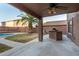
<box><xmin>49</xmin><ymin>3</ymin><xmax>58</xmax><ymax>7</ymax></box>
<box><xmin>55</xmin><ymin>6</ymin><xmax>68</xmax><ymax>10</ymax></box>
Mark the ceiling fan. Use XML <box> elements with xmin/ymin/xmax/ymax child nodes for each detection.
<box><xmin>46</xmin><ymin>3</ymin><xmax>68</xmax><ymax>14</ymax></box>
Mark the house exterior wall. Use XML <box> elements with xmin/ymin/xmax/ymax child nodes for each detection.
<box><xmin>43</xmin><ymin>20</ymin><xmax>67</xmax><ymax>34</ymax></box>
<box><xmin>67</xmin><ymin>11</ymin><xmax>79</xmax><ymax>45</ymax></box>
<box><xmin>0</xmin><ymin>20</ymin><xmax>37</xmax><ymax>33</ymax></box>
<box><xmin>43</xmin><ymin>25</ymin><xmax>67</xmax><ymax>34</ymax></box>
<box><xmin>3</xmin><ymin>20</ymin><xmax>27</xmax><ymax>27</ymax></box>
<box><xmin>0</xmin><ymin>20</ymin><xmax>29</xmax><ymax>33</ymax></box>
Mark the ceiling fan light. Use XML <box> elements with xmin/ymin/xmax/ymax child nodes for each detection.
<box><xmin>48</xmin><ymin>9</ymin><xmax>51</xmax><ymax>13</ymax></box>
<box><xmin>53</xmin><ymin>11</ymin><xmax>56</xmax><ymax>14</ymax></box>
<box><xmin>48</xmin><ymin>11</ymin><xmax>52</xmax><ymax>14</ymax></box>
<box><xmin>48</xmin><ymin>7</ymin><xmax>57</xmax><ymax>14</ymax></box>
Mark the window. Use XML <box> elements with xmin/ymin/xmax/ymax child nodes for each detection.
<box><xmin>68</xmin><ymin>20</ymin><xmax>73</xmax><ymax>33</ymax></box>
<box><xmin>67</xmin><ymin>13</ymin><xmax>73</xmax><ymax>34</ymax></box>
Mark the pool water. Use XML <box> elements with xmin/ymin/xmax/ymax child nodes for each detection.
<box><xmin>0</xmin><ymin>33</ymin><xmax>15</xmax><ymax>37</ymax></box>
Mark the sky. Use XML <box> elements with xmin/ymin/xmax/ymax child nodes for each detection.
<box><xmin>0</xmin><ymin>3</ymin><xmax>22</xmax><ymax>22</ymax></box>
<box><xmin>43</xmin><ymin>14</ymin><xmax>67</xmax><ymax>23</ymax></box>
<box><xmin>0</xmin><ymin>3</ymin><xmax>67</xmax><ymax>22</ymax></box>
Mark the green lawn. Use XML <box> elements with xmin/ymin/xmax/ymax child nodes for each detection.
<box><xmin>0</xmin><ymin>44</ymin><xmax>12</xmax><ymax>53</ymax></box>
<box><xmin>5</xmin><ymin>33</ymin><xmax>38</xmax><ymax>43</ymax></box>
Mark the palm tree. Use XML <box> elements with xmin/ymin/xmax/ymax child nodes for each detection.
<box><xmin>16</xmin><ymin>13</ymin><xmax>38</xmax><ymax>33</ymax></box>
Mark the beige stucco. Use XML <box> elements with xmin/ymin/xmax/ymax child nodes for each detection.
<box><xmin>67</xmin><ymin>11</ymin><xmax>79</xmax><ymax>46</ymax></box>
<box><xmin>1</xmin><ymin>20</ymin><xmax>27</xmax><ymax>27</ymax></box>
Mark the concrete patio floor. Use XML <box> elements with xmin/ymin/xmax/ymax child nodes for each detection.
<box><xmin>0</xmin><ymin>35</ymin><xmax>79</xmax><ymax>56</ymax></box>
<box><xmin>0</xmin><ymin>37</ymin><xmax>24</xmax><ymax>47</ymax></box>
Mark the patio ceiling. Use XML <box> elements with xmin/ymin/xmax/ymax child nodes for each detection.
<box><xmin>10</xmin><ymin>3</ymin><xmax>79</xmax><ymax>42</ymax></box>
<box><xmin>10</xmin><ymin>3</ymin><xmax>79</xmax><ymax>19</ymax></box>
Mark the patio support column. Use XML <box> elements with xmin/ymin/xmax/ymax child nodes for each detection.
<box><xmin>38</xmin><ymin>19</ymin><xmax>43</xmax><ymax>42</ymax></box>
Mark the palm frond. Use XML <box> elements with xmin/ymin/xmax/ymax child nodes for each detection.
<box><xmin>22</xmin><ymin>20</ymin><xmax>27</xmax><ymax>25</ymax></box>
<box><xmin>16</xmin><ymin>19</ymin><xmax>21</xmax><ymax>25</ymax></box>
<box><xmin>17</xmin><ymin>13</ymin><xmax>38</xmax><ymax>26</ymax></box>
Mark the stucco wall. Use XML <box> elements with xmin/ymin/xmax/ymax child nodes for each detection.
<box><xmin>67</xmin><ymin>11</ymin><xmax>79</xmax><ymax>45</ymax></box>
<box><xmin>1</xmin><ymin>20</ymin><xmax>27</xmax><ymax>27</ymax></box>
<box><xmin>43</xmin><ymin>25</ymin><xmax>67</xmax><ymax>34</ymax></box>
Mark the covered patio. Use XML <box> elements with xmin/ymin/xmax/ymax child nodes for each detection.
<box><xmin>0</xmin><ymin>3</ymin><xmax>79</xmax><ymax>56</ymax></box>
<box><xmin>10</xmin><ymin>3</ymin><xmax>79</xmax><ymax>41</ymax></box>
<box><xmin>0</xmin><ymin>34</ymin><xmax>79</xmax><ymax>56</ymax></box>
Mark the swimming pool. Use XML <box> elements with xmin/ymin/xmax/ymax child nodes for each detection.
<box><xmin>0</xmin><ymin>33</ymin><xmax>15</xmax><ymax>37</ymax></box>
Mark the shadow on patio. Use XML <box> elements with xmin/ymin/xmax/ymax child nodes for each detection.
<box><xmin>0</xmin><ymin>34</ymin><xmax>79</xmax><ymax>56</ymax></box>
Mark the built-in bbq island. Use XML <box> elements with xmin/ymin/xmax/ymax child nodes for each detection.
<box><xmin>49</xmin><ymin>28</ymin><xmax>62</xmax><ymax>41</ymax></box>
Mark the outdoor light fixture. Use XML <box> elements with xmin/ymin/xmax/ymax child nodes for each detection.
<box><xmin>45</xmin><ymin>3</ymin><xmax>67</xmax><ymax>14</ymax></box>
<box><xmin>42</xmin><ymin>3</ymin><xmax>67</xmax><ymax>14</ymax></box>
<box><xmin>48</xmin><ymin>7</ymin><xmax>56</xmax><ymax>14</ymax></box>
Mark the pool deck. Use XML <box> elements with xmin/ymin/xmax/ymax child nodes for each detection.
<box><xmin>0</xmin><ymin>37</ymin><xmax>24</xmax><ymax>47</ymax></box>
<box><xmin>0</xmin><ymin>34</ymin><xmax>79</xmax><ymax>56</ymax></box>
<box><xmin>0</xmin><ymin>33</ymin><xmax>26</xmax><ymax>47</ymax></box>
